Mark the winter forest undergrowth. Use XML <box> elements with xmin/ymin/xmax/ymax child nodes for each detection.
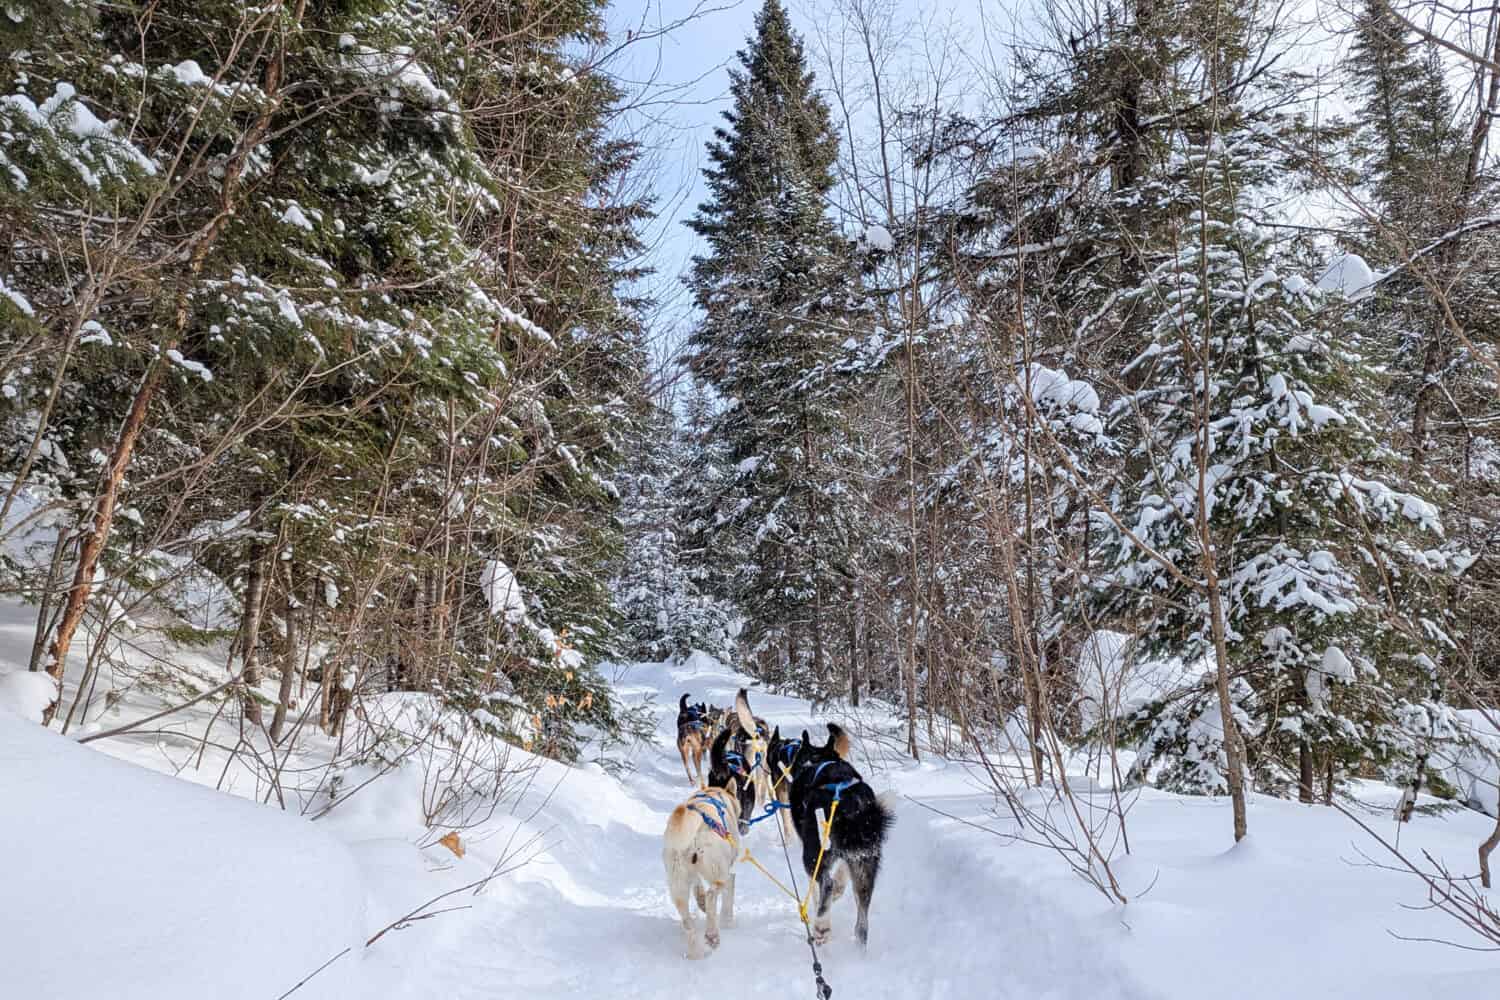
<box><xmin>3</xmin><ymin>0</ymin><xmax>1500</xmax><ymax>996</ymax></box>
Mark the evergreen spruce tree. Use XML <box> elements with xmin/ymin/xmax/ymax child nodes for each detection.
<box><xmin>1342</xmin><ymin>0</ymin><xmax>1498</xmax><ymax>719</ymax></box>
<box><xmin>1347</xmin><ymin>1</ymin><xmax>1466</xmax><ymax>242</ymax></box>
<box><xmin>613</xmin><ymin>402</ymin><xmax>737</xmax><ymax>664</ymax></box>
<box><xmin>684</xmin><ymin>0</ymin><xmax>866</xmax><ymax>688</ymax></box>
<box><xmin>1099</xmin><ymin>120</ymin><xmax>1466</xmax><ymax>799</ymax></box>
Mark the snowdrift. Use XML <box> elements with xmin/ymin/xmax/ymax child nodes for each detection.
<box><xmin>0</xmin><ymin>704</ymin><xmax>366</xmax><ymax>1000</ymax></box>
<box><xmin>3</xmin><ymin>638</ymin><xmax>1498</xmax><ymax>1000</ymax></box>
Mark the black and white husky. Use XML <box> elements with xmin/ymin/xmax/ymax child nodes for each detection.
<box><xmin>787</xmin><ymin>724</ymin><xmax>892</xmax><ymax>948</ymax></box>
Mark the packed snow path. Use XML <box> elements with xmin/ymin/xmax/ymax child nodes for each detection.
<box><xmin>389</xmin><ymin>656</ymin><xmax>1153</xmax><ymax>1000</ymax></box>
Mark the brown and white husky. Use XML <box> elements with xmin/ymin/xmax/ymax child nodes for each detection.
<box><xmin>676</xmin><ymin>694</ymin><xmax>710</xmax><ymax>786</ymax></box>
<box><xmin>661</xmin><ymin>779</ymin><xmax>742</xmax><ymax>959</ymax></box>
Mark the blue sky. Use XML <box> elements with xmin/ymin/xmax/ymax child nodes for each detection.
<box><xmin>594</xmin><ymin>0</ymin><xmax>1492</xmax><ymax>373</ymax></box>
<box><xmin>600</xmin><ymin>0</ymin><xmax>988</xmax><ymax>368</ymax></box>
<box><xmin>602</xmin><ymin>0</ymin><xmax>764</xmax><ymax>365</ymax></box>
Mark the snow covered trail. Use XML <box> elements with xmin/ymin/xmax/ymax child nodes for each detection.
<box><xmin>388</xmin><ymin>655</ymin><xmax>1154</xmax><ymax>1000</ymax></box>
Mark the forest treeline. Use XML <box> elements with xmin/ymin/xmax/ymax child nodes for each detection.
<box><xmin>2</xmin><ymin>0</ymin><xmax>1498</xmax><ymax>842</ymax></box>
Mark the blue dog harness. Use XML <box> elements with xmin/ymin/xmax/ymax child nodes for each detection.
<box><xmin>687</xmin><ymin>792</ymin><xmax>734</xmax><ymax>841</ymax></box>
<box><xmin>778</xmin><ymin>739</ymin><xmax>802</xmax><ymax>765</ymax></box>
<box><xmin>744</xmin><ymin>800</ymin><xmax>792</xmax><ymax>827</ymax></box>
<box><xmin>809</xmin><ymin>759</ymin><xmax>858</xmax><ymax>801</ymax></box>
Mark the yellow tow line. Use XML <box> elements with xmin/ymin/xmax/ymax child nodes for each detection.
<box><xmin>735</xmin><ymin>794</ymin><xmax>841</xmax><ymax>928</ymax></box>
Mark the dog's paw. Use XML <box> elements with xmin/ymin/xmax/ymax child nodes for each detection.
<box><xmin>812</xmin><ymin>925</ymin><xmax>832</xmax><ymax>946</ymax></box>
<box><xmin>705</xmin><ymin>929</ymin><xmax>721</xmax><ymax>948</ymax></box>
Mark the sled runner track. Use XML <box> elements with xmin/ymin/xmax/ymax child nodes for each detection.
<box><xmin>387</xmin><ymin>657</ymin><xmax>1156</xmax><ymax>1000</ymax></box>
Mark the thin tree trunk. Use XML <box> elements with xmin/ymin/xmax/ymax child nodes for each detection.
<box><xmin>1203</xmin><ymin>569</ymin><xmax>1248</xmax><ymax>841</ymax></box>
<box><xmin>269</xmin><ymin>563</ymin><xmax>299</xmax><ymax>743</ymax></box>
<box><xmin>846</xmin><ymin>601</ymin><xmax>860</xmax><ymax>707</ymax></box>
<box><xmin>900</xmin><ymin>268</ymin><xmax>921</xmax><ymax>760</ymax></box>
<box><xmin>312</xmin><ymin>575</ymin><xmax>331</xmax><ymax>732</ymax></box>
<box><xmin>1480</xmin><ymin>811</ymin><xmax>1500</xmax><ymax>888</ymax></box>
<box><xmin>28</xmin><ymin>529</ymin><xmax>71</xmax><ymax>673</ymax></box>
<box><xmin>1298</xmin><ymin>738</ymin><xmax>1315</xmax><ymax>804</ymax></box>
<box><xmin>787</xmin><ymin>624</ymin><xmax>799</xmax><ymax>692</ymax></box>
<box><xmin>238</xmin><ymin>541</ymin><xmax>269</xmax><ymax>726</ymax></box>
<box><xmin>859</xmin><ymin>606</ymin><xmax>876</xmax><ymax>709</ymax></box>
<box><xmin>42</xmin><ymin>360</ymin><xmax>167</xmax><ymax>724</ymax></box>
<box><xmin>992</xmin><ymin>510</ymin><xmax>1047</xmax><ymax>786</ymax></box>
<box><xmin>856</xmin><ymin>2</ymin><xmax>921</xmax><ymax>760</ymax></box>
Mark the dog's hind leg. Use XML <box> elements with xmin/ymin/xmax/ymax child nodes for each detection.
<box><xmin>826</xmin><ymin>860</ymin><xmax>849</xmax><ymax>905</ymax></box>
<box><xmin>679</xmin><ymin>744</ymin><xmax>695</xmax><ymax>786</ymax></box>
<box><xmin>671</xmin><ymin>878</ymin><xmax>706</xmax><ymax>959</ymax></box>
<box><xmin>810</xmin><ymin>845</ymin><xmax>846</xmax><ymax>947</ymax></box>
<box><xmin>848</xmin><ymin>856</ymin><xmax>880</xmax><ymax>948</ymax></box>
<box><xmin>809</xmin><ymin>866</ymin><xmax>838</xmax><ymax>945</ymax></box>
<box><xmin>720</xmin><ymin>870</ymin><xmax>736</xmax><ymax>929</ymax></box>
<box><xmin>815</xmin><ymin>863</ymin><xmax>850</xmax><ymax>936</ymax></box>
<box><xmin>703</xmin><ymin>882</ymin><xmax>722</xmax><ymax>949</ymax></box>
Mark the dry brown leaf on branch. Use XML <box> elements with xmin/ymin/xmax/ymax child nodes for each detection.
<box><xmin>438</xmin><ymin>831</ymin><xmax>464</xmax><ymax>858</ymax></box>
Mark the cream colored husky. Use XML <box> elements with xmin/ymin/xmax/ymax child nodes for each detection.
<box><xmin>733</xmin><ymin>689</ymin><xmax>772</xmax><ymax>822</ymax></box>
<box><xmin>661</xmin><ymin>780</ymin><xmax>743</xmax><ymax>959</ymax></box>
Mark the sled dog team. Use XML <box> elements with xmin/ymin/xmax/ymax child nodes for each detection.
<box><xmin>663</xmin><ymin>688</ymin><xmax>892</xmax><ymax>960</ymax></box>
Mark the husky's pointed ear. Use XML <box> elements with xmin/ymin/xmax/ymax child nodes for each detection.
<box><xmin>771</xmin><ymin>725</ymin><xmax>782</xmax><ymax>743</ymax></box>
<box><xmin>827</xmin><ymin>722</ymin><xmax>851</xmax><ymax>760</ymax></box>
<box><xmin>735</xmin><ymin>688</ymin><xmax>757</xmax><ymax>735</ymax></box>
<box><xmin>801</xmin><ymin>728</ymin><xmax>812</xmax><ymax>747</ymax></box>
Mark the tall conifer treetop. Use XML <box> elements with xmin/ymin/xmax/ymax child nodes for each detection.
<box><xmin>688</xmin><ymin>0</ymin><xmax>840</xmax><ymax>253</ymax></box>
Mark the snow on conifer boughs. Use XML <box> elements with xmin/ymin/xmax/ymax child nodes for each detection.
<box><xmin>612</xmin><ymin>404</ymin><xmax>738</xmax><ymax>665</ymax></box>
<box><xmin>1101</xmin><ymin>123</ymin><xmax>1468</xmax><ymax>797</ymax></box>
<box><xmin>0</xmin><ymin>0</ymin><xmax>650</xmax><ymax>758</ymax></box>
<box><xmin>682</xmin><ymin>0</ymin><xmax>872</xmax><ymax>689</ymax></box>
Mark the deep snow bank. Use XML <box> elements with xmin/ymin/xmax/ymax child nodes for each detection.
<box><xmin>0</xmin><ymin>704</ymin><xmax>366</xmax><ymax>1000</ymax></box>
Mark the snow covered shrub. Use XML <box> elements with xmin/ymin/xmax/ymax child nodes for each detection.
<box><xmin>1126</xmin><ymin>677</ymin><xmax>1261</xmax><ymax>795</ymax></box>
<box><xmin>340</xmin><ymin>691</ymin><xmax>536</xmax><ymax>833</ymax></box>
<box><xmin>1429</xmin><ymin>709</ymin><xmax>1500</xmax><ymax>816</ymax></box>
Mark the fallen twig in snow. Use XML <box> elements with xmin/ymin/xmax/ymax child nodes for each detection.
<box><xmin>273</xmin><ymin>947</ymin><xmax>351</xmax><ymax>1000</ymax></box>
<box><xmin>364</xmin><ymin>826</ymin><xmax>547</xmax><ymax>947</ymax></box>
<box><xmin>1335</xmin><ymin>801</ymin><xmax>1500</xmax><ymax>952</ymax></box>
<box><xmin>76</xmin><ymin>669</ymin><xmax>244</xmax><ymax>743</ymax></box>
